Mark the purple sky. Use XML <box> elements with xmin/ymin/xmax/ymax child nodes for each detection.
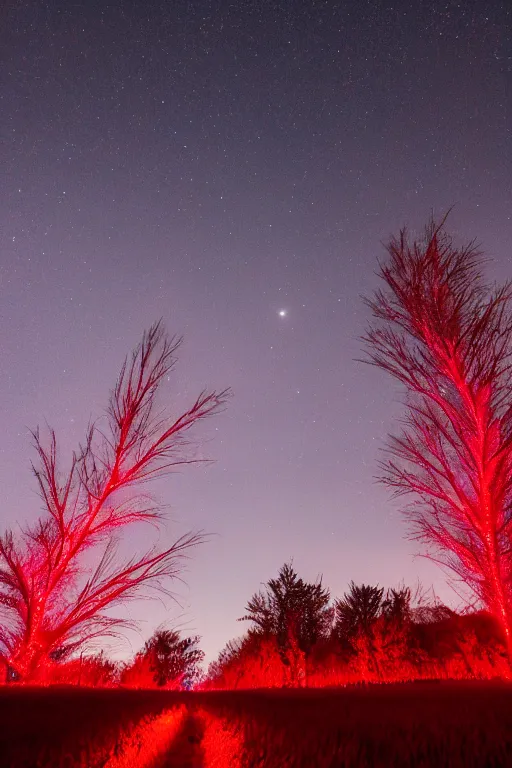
<box><xmin>2</xmin><ymin>0</ymin><xmax>511</xmax><ymax>663</ymax></box>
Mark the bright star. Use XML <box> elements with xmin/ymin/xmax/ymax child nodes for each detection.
<box><xmin>278</xmin><ymin>309</ymin><xmax>287</xmax><ymax>317</ymax></box>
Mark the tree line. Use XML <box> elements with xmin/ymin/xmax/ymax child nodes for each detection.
<box><xmin>24</xmin><ymin>560</ymin><xmax>508</xmax><ymax>689</ymax></box>
<box><xmin>205</xmin><ymin>562</ymin><xmax>508</xmax><ymax>689</ymax></box>
<box><xmin>1</xmin><ymin>216</ymin><xmax>512</xmax><ymax>685</ymax></box>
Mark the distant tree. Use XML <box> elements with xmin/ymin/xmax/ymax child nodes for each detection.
<box><xmin>334</xmin><ymin>582</ymin><xmax>384</xmax><ymax>678</ymax></box>
<box><xmin>377</xmin><ymin>587</ymin><xmax>422</xmax><ymax>679</ymax></box>
<box><xmin>335</xmin><ymin>582</ymin><xmax>384</xmax><ymax>644</ymax></box>
<box><xmin>364</xmin><ymin>218</ymin><xmax>512</xmax><ymax>663</ymax></box>
<box><xmin>382</xmin><ymin>586</ymin><xmax>413</xmax><ymax>625</ymax></box>
<box><xmin>208</xmin><ymin>582</ymin><xmax>507</xmax><ymax>689</ymax></box>
<box><xmin>0</xmin><ymin>322</ymin><xmax>229</xmax><ymax>681</ymax></box>
<box><xmin>122</xmin><ymin>629</ymin><xmax>204</xmax><ymax>689</ymax></box>
<box><xmin>334</xmin><ymin>583</ymin><xmax>422</xmax><ymax>681</ymax></box>
<box><xmin>240</xmin><ymin>562</ymin><xmax>332</xmax><ymax>685</ymax></box>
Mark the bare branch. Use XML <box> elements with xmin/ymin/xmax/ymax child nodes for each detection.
<box><xmin>363</xmin><ymin>218</ymin><xmax>512</xmax><ymax>658</ymax></box>
<box><xmin>0</xmin><ymin>322</ymin><xmax>228</xmax><ymax>679</ymax></box>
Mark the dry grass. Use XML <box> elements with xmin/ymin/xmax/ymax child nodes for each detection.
<box><xmin>1</xmin><ymin>681</ymin><xmax>512</xmax><ymax>766</ymax></box>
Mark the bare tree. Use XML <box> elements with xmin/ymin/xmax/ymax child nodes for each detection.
<box><xmin>363</xmin><ymin>218</ymin><xmax>512</xmax><ymax>662</ymax></box>
<box><xmin>0</xmin><ymin>322</ymin><xmax>229</xmax><ymax>681</ymax></box>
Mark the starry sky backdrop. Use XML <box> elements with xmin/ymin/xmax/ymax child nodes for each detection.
<box><xmin>2</xmin><ymin>0</ymin><xmax>511</xmax><ymax>662</ymax></box>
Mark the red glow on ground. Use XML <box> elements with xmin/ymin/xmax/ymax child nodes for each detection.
<box><xmin>104</xmin><ymin>706</ymin><xmax>185</xmax><ymax>768</ymax></box>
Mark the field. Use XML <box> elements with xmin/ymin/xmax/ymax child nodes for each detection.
<box><xmin>1</xmin><ymin>681</ymin><xmax>512</xmax><ymax>767</ymax></box>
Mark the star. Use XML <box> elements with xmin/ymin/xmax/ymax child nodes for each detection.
<box><xmin>278</xmin><ymin>309</ymin><xmax>287</xmax><ymax>317</ymax></box>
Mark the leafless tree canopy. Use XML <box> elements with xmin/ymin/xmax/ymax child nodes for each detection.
<box><xmin>363</xmin><ymin>219</ymin><xmax>512</xmax><ymax>657</ymax></box>
<box><xmin>0</xmin><ymin>322</ymin><xmax>230</xmax><ymax>680</ymax></box>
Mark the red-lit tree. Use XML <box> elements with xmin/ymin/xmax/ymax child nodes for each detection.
<box><xmin>334</xmin><ymin>583</ymin><xmax>418</xmax><ymax>681</ymax></box>
<box><xmin>0</xmin><ymin>322</ymin><xmax>229</xmax><ymax>681</ymax></box>
<box><xmin>240</xmin><ymin>562</ymin><xmax>333</xmax><ymax>686</ymax></box>
<box><xmin>364</xmin><ymin>219</ymin><xmax>512</xmax><ymax>663</ymax></box>
<box><xmin>121</xmin><ymin>628</ymin><xmax>204</xmax><ymax>689</ymax></box>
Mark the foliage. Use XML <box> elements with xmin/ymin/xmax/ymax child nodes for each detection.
<box><xmin>41</xmin><ymin>651</ymin><xmax>120</xmax><ymax>687</ymax></box>
<box><xmin>239</xmin><ymin>562</ymin><xmax>332</xmax><ymax>684</ymax></box>
<box><xmin>333</xmin><ymin>583</ymin><xmax>416</xmax><ymax>680</ymax></box>
<box><xmin>0</xmin><ymin>322</ymin><xmax>229</xmax><ymax>681</ymax></box>
<box><xmin>363</xmin><ymin>218</ymin><xmax>512</xmax><ymax>657</ymax></box>
<box><xmin>207</xmin><ymin>577</ymin><xmax>509</xmax><ymax>689</ymax></box>
<box><xmin>122</xmin><ymin>629</ymin><xmax>204</xmax><ymax>689</ymax></box>
<box><xmin>205</xmin><ymin>631</ymin><xmax>284</xmax><ymax>689</ymax></box>
<box><xmin>335</xmin><ymin>582</ymin><xmax>384</xmax><ymax>643</ymax></box>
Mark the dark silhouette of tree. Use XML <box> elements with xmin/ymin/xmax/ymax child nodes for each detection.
<box><xmin>334</xmin><ymin>583</ymin><xmax>423</xmax><ymax>681</ymax></box>
<box><xmin>205</xmin><ymin>575</ymin><xmax>508</xmax><ymax>689</ymax></box>
<box><xmin>382</xmin><ymin>586</ymin><xmax>413</xmax><ymax>625</ymax></box>
<box><xmin>334</xmin><ymin>583</ymin><xmax>384</xmax><ymax>677</ymax></box>
<box><xmin>335</xmin><ymin>583</ymin><xmax>384</xmax><ymax>643</ymax></box>
<box><xmin>123</xmin><ymin>629</ymin><xmax>204</xmax><ymax>688</ymax></box>
<box><xmin>364</xmin><ymin>218</ymin><xmax>512</xmax><ymax>662</ymax></box>
<box><xmin>0</xmin><ymin>322</ymin><xmax>229</xmax><ymax>681</ymax></box>
<box><xmin>240</xmin><ymin>562</ymin><xmax>332</xmax><ymax>684</ymax></box>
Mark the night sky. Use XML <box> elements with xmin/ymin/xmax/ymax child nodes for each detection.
<box><xmin>2</xmin><ymin>0</ymin><xmax>511</xmax><ymax>663</ymax></box>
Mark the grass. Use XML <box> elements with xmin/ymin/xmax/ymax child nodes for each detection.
<box><xmin>1</xmin><ymin>681</ymin><xmax>512</xmax><ymax>766</ymax></box>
